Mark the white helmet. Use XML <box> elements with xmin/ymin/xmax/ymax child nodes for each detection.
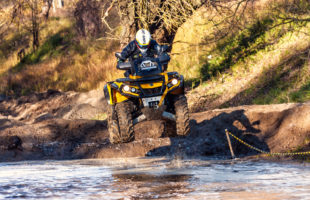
<box><xmin>135</xmin><ymin>29</ymin><xmax>151</xmax><ymax>53</ymax></box>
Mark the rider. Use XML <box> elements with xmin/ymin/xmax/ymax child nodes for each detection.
<box><xmin>117</xmin><ymin>29</ymin><xmax>166</xmax><ymax>76</ymax></box>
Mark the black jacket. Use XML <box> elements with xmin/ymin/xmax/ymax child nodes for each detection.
<box><xmin>120</xmin><ymin>39</ymin><xmax>162</xmax><ymax>61</ymax></box>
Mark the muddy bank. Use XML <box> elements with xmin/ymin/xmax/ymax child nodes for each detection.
<box><xmin>0</xmin><ymin>90</ymin><xmax>310</xmax><ymax>162</ymax></box>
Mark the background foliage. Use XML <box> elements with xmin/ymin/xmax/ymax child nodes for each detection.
<box><xmin>0</xmin><ymin>0</ymin><xmax>309</xmax><ymax>106</ymax></box>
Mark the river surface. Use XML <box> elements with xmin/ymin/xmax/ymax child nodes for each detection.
<box><xmin>0</xmin><ymin>157</ymin><xmax>310</xmax><ymax>200</ymax></box>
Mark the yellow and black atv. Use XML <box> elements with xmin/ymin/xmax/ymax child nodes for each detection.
<box><xmin>104</xmin><ymin>51</ymin><xmax>190</xmax><ymax>144</ymax></box>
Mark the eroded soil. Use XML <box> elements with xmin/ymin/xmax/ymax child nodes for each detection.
<box><xmin>0</xmin><ymin>90</ymin><xmax>310</xmax><ymax>162</ymax></box>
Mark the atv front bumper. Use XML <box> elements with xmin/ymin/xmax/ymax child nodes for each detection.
<box><xmin>104</xmin><ymin>72</ymin><xmax>184</xmax><ymax>107</ymax></box>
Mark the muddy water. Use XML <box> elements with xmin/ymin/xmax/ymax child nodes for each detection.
<box><xmin>0</xmin><ymin>158</ymin><xmax>309</xmax><ymax>200</ymax></box>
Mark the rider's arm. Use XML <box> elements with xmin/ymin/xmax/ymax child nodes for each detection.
<box><xmin>151</xmin><ymin>40</ymin><xmax>170</xmax><ymax>71</ymax></box>
<box><xmin>151</xmin><ymin>40</ymin><xmax>169</xmax><ymax>56</ymax></box>
<box><xmin>151</xmin><ymin>40</ymin><xmax>162</xmax><ymax>56</ymax></box>
<box><xmin>120</xmin><ymin>41</ymin><xmax>136</xmax><ymax>61</ymax></box>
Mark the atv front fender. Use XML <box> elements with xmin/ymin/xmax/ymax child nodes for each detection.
<box><xmin>104</xmin><ymin>83</ymin><xmax>129</xmax><ymax>105</ymax></box>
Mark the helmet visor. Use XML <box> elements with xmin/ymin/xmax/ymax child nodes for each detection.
<box><xmin>136</xmin><ymin>41</ymin><xmax>149</xmax><ymax>50</ymax></box>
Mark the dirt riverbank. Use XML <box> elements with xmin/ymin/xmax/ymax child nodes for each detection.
<box><xmin>0</xmin><ymin>90</ymin><xmax>309</xmax><ymax>162</ymax></box>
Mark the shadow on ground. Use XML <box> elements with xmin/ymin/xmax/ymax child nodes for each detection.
<box><xmin>147</xmin><ymin>109</ymin><xmax>269</xmax><ymax>158</ymax></box>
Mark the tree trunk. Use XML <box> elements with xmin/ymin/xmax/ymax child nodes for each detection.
<box><xmin>44</xmin><ymin>0</ymin><xmax>53</xmax><ymax>20</ymax></box>
<box><xmin>74</xmin><ymin>0</ymin><xmax>102</xmax><ymax>38</ymax></box>
<box><xmin>52</xmin><ymin>0</ymin><xmax>56</xmax><ymax>13</ymax></box>
<box><xmin>118</xmin><ymin>0</ymin><xmax>137</xmax><ymax>46</ymax></box>
<box><xmin>32</xmin><ymin>0</ymin><xmax>39</xmax><ymax>51</ymax></box>
<box><xmin>57</xmin><ymin>0</ymin><xmax>63</xmax><ymax>8</ymax></box>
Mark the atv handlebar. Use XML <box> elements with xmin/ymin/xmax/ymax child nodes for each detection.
<box><xmin>117</xmin><ymin>62</ymin><xmax>132</xmax><ymax>70</ymax></box>
<box><xmin>116</xmin><ymin>54</ymin><xmax>170</xmax><ymax>71</ymax></box>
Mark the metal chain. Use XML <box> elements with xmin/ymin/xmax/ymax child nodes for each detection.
<box><xmin>225</xmin><ymin>129</ymin><xmax>310</xmax><ymax>156</ymax></box>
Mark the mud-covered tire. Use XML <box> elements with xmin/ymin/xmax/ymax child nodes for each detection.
<box><xmin>107</xmin><ymin>105</ymin><xmax>121</xmax><ymax>144</ymax></box>
<box><xmin>174</xmin><ymin>95</ymin><xmax>190</xmax><ymax>136</ymax></box>
<box><xmin>111</xmin><ymin>101</ymin><xmax>134</xmax><ymax>143</ymax></box>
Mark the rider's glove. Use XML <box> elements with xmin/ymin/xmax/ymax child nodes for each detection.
<box><xmin>117</xmin><ymin>58</ymin><xmax>124</xmax><ymax>63</ymax></box>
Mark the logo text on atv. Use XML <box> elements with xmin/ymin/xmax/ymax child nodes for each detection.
<box><xmin>140</xmin><ymin>61</ymin><xmax>158</xmax><ymax>71</ymax></box>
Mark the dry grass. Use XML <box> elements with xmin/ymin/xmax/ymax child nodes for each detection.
<box><xmin>170</xmin><ymin>0</ymin><xmax>310</xmax><ymax>110</ymax></box>
<box><xmin>1</xmin><ymin>0</ymin><xmax>309</xmax><ymax>105</ymax></box>
<box><xmin>0</xmin><ymin>17</ymin><xmax>123</xmax><ymax>95</ymax></box>
<box><xmin>169</xmin><ymin>6</ymin><xmax>212</xmax><ymax>79</ymax></box>
<box><xmin>0</xmin><ymin>46</ymin><xmax>121</xmax><ymax>95</ymax></box>
<box><xmin>187</xmin><ymin>24</ymin><xmax>310</xmax><ymax>110</ymax></box>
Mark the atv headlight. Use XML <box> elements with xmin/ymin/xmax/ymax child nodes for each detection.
<box><xmin>171</xmin><ymin>78</ymin><xmax>178</xmax><ymax>85</ymax></box>
<box><xmin>123</xmin><ymin>85</ymin><xmax>130</xmax><ymax>92</ymax></box>
<box><xmin>131</xmin><ymin>87</ymin><xmax>136</xmax><ymax>93</ymax></box>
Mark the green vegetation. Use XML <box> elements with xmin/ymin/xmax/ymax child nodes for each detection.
<box><xmin>171</xmin><ymin>0</ymin><xmax>310</xmax><ymax>108</ymax></box>
<box><xmin>251</xmin><ymin>58</ymin><xmax>310</xmax><ymax>104</ymax></box>
<box><xmin>290</xmin><ymin>82</ymin><xmax>310</xmax><ymax>102</ymax></box>
<box><xmin>0</xmin><ymin>0</ymin><xmax>309</xmax><ymax>108</ymax></box>
<box><xmin>200</xmin><ymin>18</ymin><xmax>274</xmax><ymax>81</ymax></box>
<box><xmin>12</xmin><ymin>29</ymin><xmax>72</xmax><ymax>72</ymax></box>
